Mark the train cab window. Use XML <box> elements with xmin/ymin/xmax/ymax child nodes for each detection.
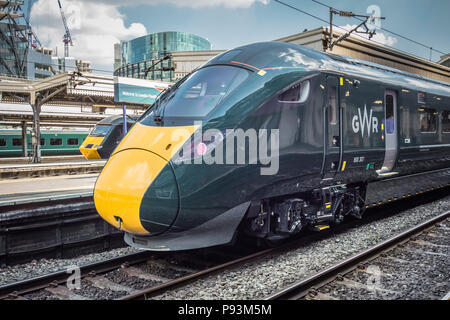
<box><xmin>67</xmin><ymin>138</ymin><xmax>79</xmax><ymax>146</ymax></box>
<box><xmin>278</xmin><ymin>80</ymin><xmax>310</xmax><ymax>103</ymax></box>
<box><xmin>12</xmin><ymin>138</ymin><xmax>22</xmax><ymax>146</ymax></box>
<box><xmin>386</xmin><ymin>95</ymin><xmax>395</xmax><ymax>134</ymax></box>
<box><xmin>328</xmin><ymin>86</ymin><xmax>337</xmax><ymax>125</ymax></box>
<box><xmin>50</xmin><ymin>138</ymin><xmax>62</xmax><ymax>146</ymax></box>
<box><xmin>419</xmin><ymin>108</ymin><xmax>437</xmax><ymax>133</ymax></box>
<box><xmin>443</xmin><ymin>111</ymin><xmax>450</xmax><ymax>133</ymax></box>
<box><xmin>151</xmin><ymin>65</ymin><xmax>250</xmax><ymax>119</ymax></box>
<box><xmin>0</xmin><ymin>139</ymin><xmax>6</xmax><ymax>147</ymax></box>
<box><xmin>90</xmin><ymin>125</ymin><xmax>112</xmax><ymax>137</ymax></box>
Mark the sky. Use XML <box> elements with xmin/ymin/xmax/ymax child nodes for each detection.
<box><xmin>29</xmin><ymin>0</ymin><xmax>450</xmax><ymax>73</ymax></box>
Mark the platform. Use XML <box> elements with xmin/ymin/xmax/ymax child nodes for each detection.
<box><xmin>0</xmin><ymin>155</ymin><xmax>86</xmax><ymax>165</ymax></box>
<box><xmin>0</xmin><ymin>173</ymin><xmax>97</xmax><ymax>207</ymax></box>
<box><xmin>0</xmin><ymin>160</ymin><xmax>106</xmax><ymax>179</ymax></box>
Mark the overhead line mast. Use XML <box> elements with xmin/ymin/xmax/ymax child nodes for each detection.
<box><xmin>328</xmin><ymin>7</ymin><xmax>385</xmax><ymax>51</ymax></box>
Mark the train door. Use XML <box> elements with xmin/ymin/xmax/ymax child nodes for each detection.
<box><xmin>322</xmin><ymin>76</ymin><xmax>343</xmax><ymax>180</ymax></box>
<box><xmin>378</xmin><ymin>90</ymin><xmax>398</xmax><ymax>175</ymax></box>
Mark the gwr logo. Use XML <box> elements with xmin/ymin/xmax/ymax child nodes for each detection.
<box><xmin>352</xmin><ymin>105</ymin><xmax>379</xmax><ymax>137</ymax></box>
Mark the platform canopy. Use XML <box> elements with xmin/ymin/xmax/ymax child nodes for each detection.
<box><xmin>0</xmin><ymin>72</ymin><xmax>151</xmax><ymax>162</ymax></box>
<box><xmin>0</xmin><ymin>73</ymin><xmax>149</xmax><ymax>110</ymax></box>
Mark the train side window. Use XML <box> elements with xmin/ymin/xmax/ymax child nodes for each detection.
<box><xmin>418</xmin><ymin>92</ymin><xmax>426</xmax><ymax>104</ymax></box>
<box><xmin>418</xmin><ymin>108</ymin><xmax>437</xmax><ymax>133</ymax></box>
<box><xmin>328</xmin><ymin>85</ymin><xmax>337</xmax><ymax>125</ymax></box>
<box><xmin>0</xmin><ymin>138</ymin><xmax>6</xmax><ymax>147</ymax></box>
<box><xmin>67</xmin><ymin>138</ymin><xmax>79</xmax><ymax>146</ymax></box>
<box><xmin>400</xmin><ymin>107</ymin><xmax>411</xmax><ymax>140</ymax></box>
<box><xmin>443</xmin><ymin>111</ymin><xmax>450</xmax><ymax>133</ymax></box>
<box><xmin>50</xmin><ymin>138</ymin><xmax>62</xmax><ymax>146</ymax></box>
<box><xmin>278</xmin><ymin>80</ymin><xmax>310</xmax><ymax>103</ymax></box>
<box><xmin>12</xmin><ymin>138</ymin><xmax>22</xmax><ymax>146</ymax></box>
<box><xmin>41</xmin><ymin>139</ymin><xmax>45</xmax><ymax>146</ymax></box>
<box><xmin>386</xmin><ymin>95</ymin><xmax>395</xmax><ymax>134</ymax></box>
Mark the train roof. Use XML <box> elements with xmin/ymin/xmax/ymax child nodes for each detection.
<box><xmin>206</xmin><ymin>41</ymin><xmax>450</xmax><ymax>97</ymax></box>
<box><xmin>97</xmin><ymin>114</ymin><xmax>139</xmax><ymax>125</ymax></box>
<box><xmin>0</xmin><ymin>129</ymin><xmax>89</xmax><ymax>134</ymax></box>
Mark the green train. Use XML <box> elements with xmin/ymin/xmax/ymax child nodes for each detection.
<box><xmin>0</xmin><ymin>129</ymin><xmax>90</xmax><ymax>157</ymax></box>
<box><xmin>94</xmin><ymin>41</ymin><xmax>450</xmax><ymax>251</ymax></box>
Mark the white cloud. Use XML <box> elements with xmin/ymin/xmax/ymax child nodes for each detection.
<box><xmin>31</xmin><ymin>0</ymin><xmax>148</xmax><ymax>73</ymax></box>
<box><xmin>77</xmin><ymin>0</ymin><xmax>270</xmax><ymax>9</ymax></box>
<box><xmin>30</xmin><ymin>0</ymin><xmax>269</xmax><ymax>73</ymax></box>
<box><xmin>338</xmin><ymin>24</ymin><xmax>398</xmax><ymax>47</ymax></box>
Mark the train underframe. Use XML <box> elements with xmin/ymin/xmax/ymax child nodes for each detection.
<box><xmin>244</xmin><ymin>165</ymin><xmax>450</xmax><ymax>241</ymax></box>
<box><xmin>244</xmin><ymin>183</ymin><xmax>367</xmax><ymax>241</ymax></box>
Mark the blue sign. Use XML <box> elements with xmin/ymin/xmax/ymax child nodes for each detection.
<box><xmin>114</xmin><ymin>76</ymin><xmax>169</xmax><ymax>105</ymax></box>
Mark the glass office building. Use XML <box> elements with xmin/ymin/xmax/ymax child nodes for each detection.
<box><xmin>116</xmin><ymin>31</ymin><xmax>211</xmax><ymax>82</ymax></box>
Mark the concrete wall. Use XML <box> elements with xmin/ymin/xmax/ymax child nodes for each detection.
<box><xmin>172</xmin><ymin>50</ymin><xmax>224</xmax><ymax>80</ymax></box>
<box><xmin>26</xmin><ymin>49</ymin><xmax>54</xmax><ymax>80</ymax></box>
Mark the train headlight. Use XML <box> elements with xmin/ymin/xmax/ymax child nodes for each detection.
<box><xmin>173</xmin><ymin>130</ymin><xmax>226</xmax><ymax>164</ymax></box>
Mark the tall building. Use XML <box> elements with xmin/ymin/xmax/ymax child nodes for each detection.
<box><xmin>115</xmin><ymin>31</ymin><xmax>211</xmax><ymax>82</ymax></box>
<box><xmin>51</xmin><ymin>56</ymin><xmax>92</xmax><ymax>74</ymax></box>
<box><xmin>27</xmin><ymin>47</ymin><xmax>54</xmax><ymax>79</ymax></box>
<box><xmin>0</xmin><ymin>4</ymin><xmax>28</xmax><ymax>78</ymax></box>
<box><xmin>0</xmin><ymin>1</ymin><xmax>91</xmax><ymax>80</ymax></box>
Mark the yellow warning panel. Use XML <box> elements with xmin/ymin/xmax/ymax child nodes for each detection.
<box><xmin>79</xmin><ymin>136</ymin><xmax>104</xmax><ymax>160</ymax></box>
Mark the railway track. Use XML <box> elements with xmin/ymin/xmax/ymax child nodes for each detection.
<box><xmin>1</xmin><ymin>190</ymin><xmax>448</xmax><ymax>300</ymax></box>
<box><xmin>265</xmin><ymin>211</ymin><xmax>450</xmax><ymax>300</ymax></box>
<box><xmin>0</xmin><ymin>244</ymin><xmax>266</xmax><ymax>300</ymax></box>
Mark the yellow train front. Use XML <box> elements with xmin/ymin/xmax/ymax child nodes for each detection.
<box><xmin>80</xmin><ymin>115</ymin><xmax>137</xmax><ymax>160</ymax></box>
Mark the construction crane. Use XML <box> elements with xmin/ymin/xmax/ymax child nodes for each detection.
<box><xmin>57</xmin><ymin>0</ymin><xmax>73</xmax><ymax>57</ymax></box>
<box><xmin>25</xmin><ymin>0</ymin><xmax>42</xmax><ymax>48</ymax></box>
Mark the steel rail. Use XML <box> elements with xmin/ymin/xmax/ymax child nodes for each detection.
<box><xmin>264</xmin><ymin>210</ymin><xmax>450</xmax><ymax>300</ymax></box>
<box><xmin>1</xmin><ymin>192</ymin><xmax>448</xmax><ymax>300</ymax></box>
<box><xmin>0</xmin><ymin>251</ymin><xmax>153</xmax><ymax>299</ymax></box>
<box><xmin>119</xmin><ymin>247</ymin><xmax>275</xmax><ymax>300</ymax></box>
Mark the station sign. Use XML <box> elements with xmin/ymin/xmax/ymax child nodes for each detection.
<box><xmin>114</xmin><ymin>76</ymin><xmax>169</xmax><ymax>105</ymax></box>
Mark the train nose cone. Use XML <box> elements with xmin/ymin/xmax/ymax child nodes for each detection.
<box><xmin>94</xmin><ymin>148</ymin><xmax>179</xmax><ymax>235</ymax></box>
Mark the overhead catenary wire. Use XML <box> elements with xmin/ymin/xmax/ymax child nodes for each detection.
<box><xmin>310</xmin><ymin>0</ymin><xmax>447</xmax><ymax>57</ymax></box>
<box><xmin>273</xmin><ymin>0</ymin><xmax>447</xmax><ymax>62</ymax></box>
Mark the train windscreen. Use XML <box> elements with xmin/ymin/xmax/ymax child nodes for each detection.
<box><xmin>90</xmin><ymin>125</ymin><xmax>112</xmax><ymax>137</ymax></box>
<box><xmin>142</xmin><ymin>65</ymin><xmax>250</xmax><ymax>120</ymax></box>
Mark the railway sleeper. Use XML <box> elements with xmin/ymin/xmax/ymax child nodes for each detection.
<box><xmin>244</xmin><ymin>184</ymin><xmax>366</xmax><ymax>241</ymax></box>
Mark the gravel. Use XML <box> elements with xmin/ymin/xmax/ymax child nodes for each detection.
<box><xmin>0</xmin><ymin>246</ymin><xmax>140</xmax><ymax>286</ymax></box>
<box><xmin>154</xmin><ymin>195</ymin><xmax>450</xmax><ymax>300</ymax></box>
<box><xmin>1</xmin><ymin>194</ymin><xmax>449</xmax><ymax>300</ymax></box>
<box><xmin>316</xmin><ymin>221</ymin><xmax>449</xmax><ymax>300</ymax></box>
